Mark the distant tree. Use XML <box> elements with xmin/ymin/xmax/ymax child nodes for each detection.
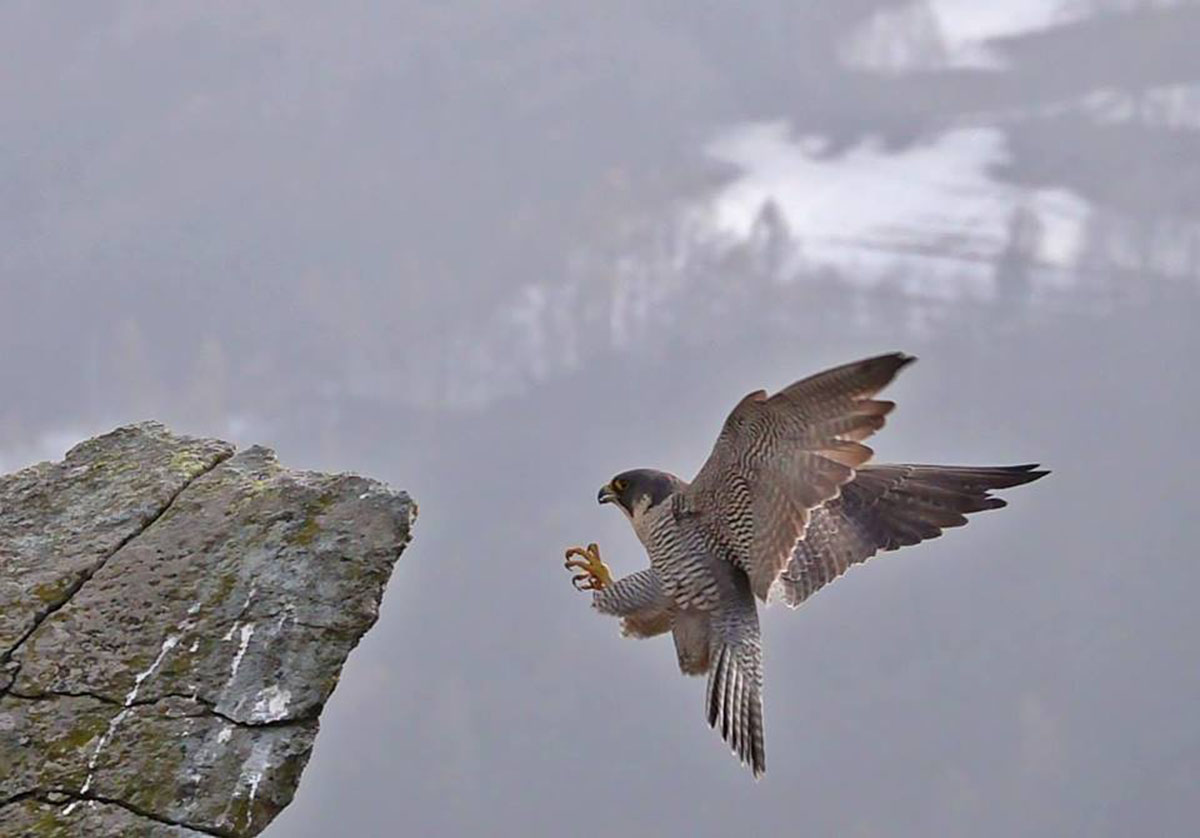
<box><xmin>186</xmin><ymin>336</ymin><xmax>228</xmax><ymax>432</ymax></box>
<box><xmin>747</xmin><ymin>199</ymin><xmax>793</xmax><ymax>283</ymax></box>
<box><xmin>994</xmin><ymin>203</ymin><xmax>1044</xmax><ymax>314</ymax></box>
<box><xmin>112</xmin><ymin>317</ymin><xmax>160</xmax><ymax>419</ymax></box>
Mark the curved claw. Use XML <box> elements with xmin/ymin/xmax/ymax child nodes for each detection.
<box><xmin>562</xmin><ymin>542</ymin><xmax>612</xmax><ymax>591</ymax></box>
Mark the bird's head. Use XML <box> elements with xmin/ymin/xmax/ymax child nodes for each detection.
<box><xmin>598</xmin><ymin>469</ymin><xmax>681</xmax><ymax>520</ymax></box>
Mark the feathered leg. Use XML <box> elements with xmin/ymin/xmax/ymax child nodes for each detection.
<box><xmin>592</xmin><ymin>566</ymin><xmax>673</xmax><ymax>638</ymax></box>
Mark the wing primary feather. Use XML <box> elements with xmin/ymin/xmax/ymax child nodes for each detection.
<box><xmin>774</xmin><ymin>462</ymin><xmax>1049</xmax><ymax>608</ymax></box>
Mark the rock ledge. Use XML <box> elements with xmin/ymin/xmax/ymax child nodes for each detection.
<box><xmin>0</xmin><ymin>423</ymin><xmax>415</xmax><ymax>837</ymax></box>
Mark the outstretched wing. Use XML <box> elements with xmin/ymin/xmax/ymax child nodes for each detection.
<box><xmin>773</xmin><ymin>463</ymin><xmax>1049</xmax><ymax>607</ymax></box>
<box><xmin>687</xmin><ymin>353</ymin><xmax>915</xmax><ymax>600</ymax></box>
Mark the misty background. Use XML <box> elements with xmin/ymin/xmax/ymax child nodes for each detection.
<box><xmin>3</xmin><ymin>1</ymin><xmax>1198</xmax><ymax>835</ymax></box>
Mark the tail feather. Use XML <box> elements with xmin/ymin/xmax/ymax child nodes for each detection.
<box><xmin>706</xmin><ymin>642</ymin><xmax>766</xmax><ymax>778</ymax></box>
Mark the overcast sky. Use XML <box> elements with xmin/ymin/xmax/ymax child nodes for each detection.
<box><xmin>3</xmin><ymin>2</ymin><xmax>1199</xmax><ymax>835</ymax></box>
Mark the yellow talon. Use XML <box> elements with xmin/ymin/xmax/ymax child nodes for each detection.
<box><xmin>563</xmin><ymin>542</ymin><xmax>613</xmax><ymax>591</ymax></box>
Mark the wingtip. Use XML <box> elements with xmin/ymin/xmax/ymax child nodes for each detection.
<box><xmin>883</xmin><ymin>352</ymin><xmax>917</xmax><ymax>382</ymax></box>
<box><xmin>885</xmin><ymin>351</ymin><xmax>918</xmax><ymax>371</ymax></box>
<box><xmin>1010</xmin><ymin>463</ymin><xmax>1051</xmax><ymax>484</ymax></box>
<box><xmin>875</xmin><ymin>351</ymin><xmax>917</xmax><ymax>368</ymax></box>
<box><xmin>853</xmin><ymin>352</ymin><xmax>916</xmax><ymax>389</ymax></box>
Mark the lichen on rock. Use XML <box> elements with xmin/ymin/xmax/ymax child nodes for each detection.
<box><xmin>0</xmin><ymin>423</ymin><xmax>415</xmax><ymax>837</ymax></box>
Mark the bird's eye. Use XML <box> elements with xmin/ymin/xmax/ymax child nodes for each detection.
<box><xmin>612</xmin><ymin>479</ymin><xmax>627</xmax><ymax>492</ymax></box>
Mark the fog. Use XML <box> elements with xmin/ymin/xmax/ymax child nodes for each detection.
<box><xmin>3</xmin><ymin>2</ymin><xmax>1198</xmax><ymax>835</ymax></box>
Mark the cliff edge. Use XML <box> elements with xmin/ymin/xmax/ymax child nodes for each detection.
<box><xmin>0</xmin><ymin>423</ymin><xmax>415</xmax><ymax>836</ymax></box>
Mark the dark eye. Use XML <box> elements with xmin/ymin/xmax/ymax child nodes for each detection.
<box><xmin>612</xmin><ymin>479</ymin><xmax>627</xmax><ymax>492</ymax></box>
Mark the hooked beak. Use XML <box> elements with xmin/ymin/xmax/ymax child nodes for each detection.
<box><xmin>597</xmin><ymin>483</ymin><xmax>617</xmax><ymax>505</ymax></box>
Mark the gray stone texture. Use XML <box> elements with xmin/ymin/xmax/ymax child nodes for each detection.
<box><xmin>0</xmin><ymin>423</ymin><xmax>415</xmax><ymax>837</ymax></box>
<box><xmin>0</xmin><ymin>795</ymin><xmax>211</xmax><ymax>837</ymax></box>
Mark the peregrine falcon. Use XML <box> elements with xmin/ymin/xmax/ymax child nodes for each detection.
<box><xmin>563</xmin><ymin>353</ymin><xmax>1047</xmax><ymax>778</ymax></box>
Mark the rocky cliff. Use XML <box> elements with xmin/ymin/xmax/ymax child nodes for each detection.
<box><xmin>0</xmin><ymin>423</ymin><xmax>415</xmax><ymax>836</ymax></box>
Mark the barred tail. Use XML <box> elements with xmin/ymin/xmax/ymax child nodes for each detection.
<box><xmin>705</xmin><ymin>640</ymin><xmax>766</xmax><ymax>778</ymax></box>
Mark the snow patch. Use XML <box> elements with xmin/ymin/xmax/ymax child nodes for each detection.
<box><xmin>1080</xmin><ymin>83</ymin><xmax>1200</xmax><ymax>132</ymax></box>
<box><xmin>840</xmin><ymin>0</ymin><xmax>1087</xmax><ymax>74</ymax></box>
<box><xmin>698</xmin><ymin>122</ymin><xmax>1091</xmax><ymax>297</ymax></box>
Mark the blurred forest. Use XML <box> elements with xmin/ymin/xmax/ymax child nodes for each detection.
<box><xmin>3</xmin><ymin>0</ymin><xmax>1199</xmax><ymax>461</ymax></box>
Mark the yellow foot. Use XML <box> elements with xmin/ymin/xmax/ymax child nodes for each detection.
<box><xmin>563</xmin><ymin>543</ymin><xmax>613</xmax><ymax>591</ymax></box>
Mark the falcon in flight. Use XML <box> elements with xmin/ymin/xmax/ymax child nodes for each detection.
<box><xmin>563</xmin><ymin>353</ymin><xmax>1046</xmax><ymax>778</ymax></box>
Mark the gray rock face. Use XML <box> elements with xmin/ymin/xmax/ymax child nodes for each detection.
<box><xmin>0</xmin><ymin>795</ymin><xmax>211</xmax><ymax>837</ymax></box>
<box><xmin>0</xmin><ymin>423</ymin><xmax>415</xmax><ymax>837</ymax></box>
